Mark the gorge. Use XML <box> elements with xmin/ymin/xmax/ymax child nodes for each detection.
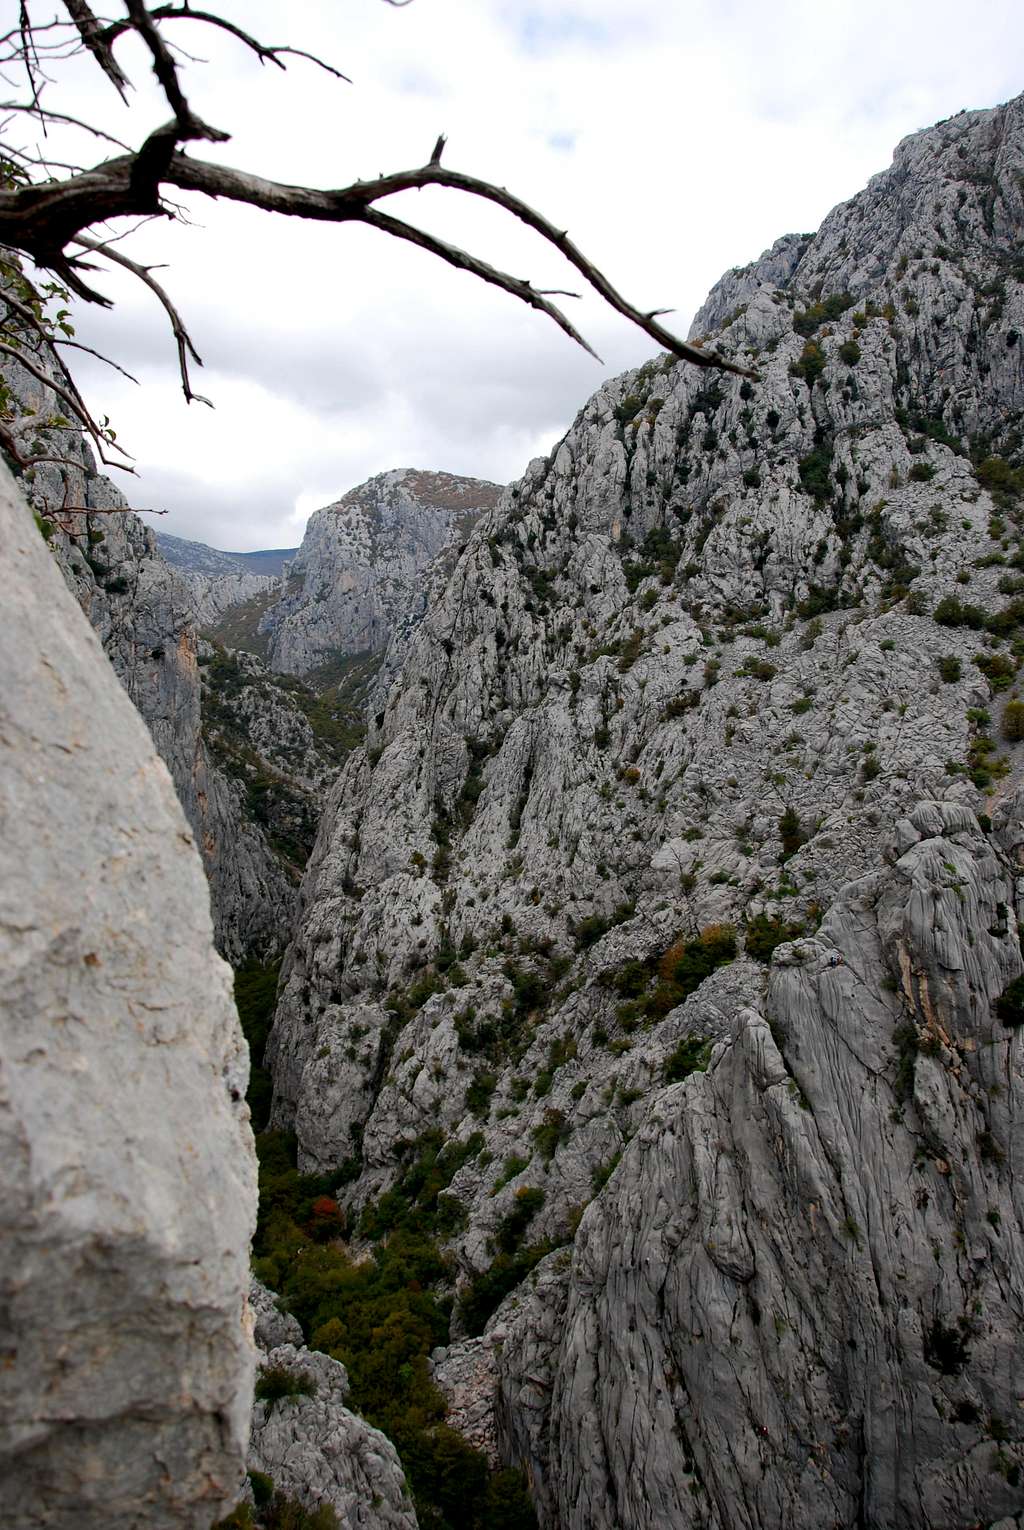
<box><xmin>5</xmin><ymin>90</ymin><xmax>1024</xmax><ymax>1530</ymax></box>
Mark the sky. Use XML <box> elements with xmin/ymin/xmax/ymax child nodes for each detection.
<box><xmin>30</xmin><ymin>0</ymin><xmax>1024</xmax><ymax>550</ymax></box>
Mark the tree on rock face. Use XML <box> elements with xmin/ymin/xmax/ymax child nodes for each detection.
<box><xmin>0</xmin><ymin>1</ymin><xmax>752</xmax><ymax>500</ymax></box>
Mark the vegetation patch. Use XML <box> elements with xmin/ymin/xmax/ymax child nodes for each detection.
<box><xmin>664</xmin><ymin>1035</ymin><xmax>712</xmax><ymax>1083</ymax></box>
<box><xmin>995</xmin><ymin>975</ymin><xmax>1024</xmax><ymax>1027</ymax></box>
<box><xmin>251</xmin><ymin>1131</ymin><xmax>536</xmax><ymax>1529</ymax></box>
<box><xmin>254</xmin><ymin>1364</ymin><xmax>317</xmax><ymax>1409</ymax></box>
<box><xmin>573</xmin><ymin>901</ymin><xmax>635</xmax><ymax>951</ymax></box>
<box><xmin>745</xmin><ymin>914</ymin><xmax>804</xmax><ymax>964</ymax></box>
<box><xmin>792</xmin><ymin>291</ymin><xmax>854</xmax><ymax>336</ymax></box>
<box><xmin>608</xmin><ymin>925</ymin><xmax>736</xmax><ymax>1027</ymax></box>
<box><xmin>234</xmin><ymin>961</ymin><xmax>281</xmax><ymax>1132</ymax></box>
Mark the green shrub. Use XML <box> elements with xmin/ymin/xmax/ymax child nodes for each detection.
<box><xmin>790</xmin><ymin>340</ymin><xmax>827</xmax><ymax>387</ymax></box>
<box><xmin>745</xmin><ymin>914</ymin><xmax>803</xmax><ymax>964</ymax></box>
<box><xmin>975</xmin><ymin>651</ymin><xmax>1017</xmax><ymax>690</ymax></box>
<box><xmin>573</xmin><ymin>901</ymin><xmax>634</xmax><ymax>951</ymax></box>
<box><xmin>531</xmin><ymin>1109</ymin><xmax>570</xmax><ymax>1164</ymax></box>
<box><xmin>792</xmin><ymin>291</ymin><xmax>854</xmax><ymax>336</ymax></box>
<box><xmin>1001</xmin><ymin>701</ymin><xmax>1024</xmax><ymax>741</ymax></box>
<box><xmin>249</xmin><ymin>1472</ymin><xmax>274</xmax><ymax>1509</ymax></box>
<box><xmin>460</xmin><ymin>1244</ymin><xmax>550</xmax><ymax>1337</ymax></box>
<box><xmin>995</xmin><ymin>974</ymin><xmax>1024</xmax><ymax>1027</ymax></box>
<box><xmin>779</xmin><ymin>805</ymin><xmax>804</xmax><ymax>861</ymax></box>
<box><xmin>254</xmin><ymin>1365</ymin><xmax>317</xmax><ymax>1409</ymax></box>
<box><xmin>591</xmin><ymin>1152</ymin><xmax>621</xmax><ymax>1192</ymax></box>
<box><xmin>798</xmin><ymin>445</ymin><xmax>833</xmax><ymax>501</ymax></box>
<box><xmin>976</xmin><ymin>456</ymin><xmax>1024</xmax><ymax>505</ymax></box>
<box><xmin>664</xmin><ymin>1035</ymin><xmax>711</xmax><ymax>1083</ymax></box>
<box><xmin>838</xmin><ymin>339</ymin><xmax>861</xmax><ymax>365</ymax></box>
<box><xmin>481</xmin><ymin>1469</ymin><xmax>539</xmax><ymax>1529</ymax></box>
<box><xmin>908</xmin><ymin>462</ymin><xmax>936</xmax><ymax>482</ymax></box>
<box><xmin>937</xmin><ymin>655</ymin><xmax>962</xmax><ymax>683</ymax></box>
<box><xmin>495</xmin><ymin>1187</ymin><xmax>545</xmax><ymax>1253</ymax></box>
<box><xmin>465</xmin><ymin>1071</ymin><xmax>498</xmax><ymax>1119</ymax></box>
<box><xmin>493</xmin><ymin>1153</ymin><xmax>529</xmax><ymax>1191</ymax></box>
<box><xmin>213</xmin><ymin>1488</ymin><xmax>339</xmax><ymax>1530</ymax></box>
<box><xmin>933</xmin><ymin>596</ymin><xmax>986</xmax><ymax>629</ymax></box>
<box><xmin>234</xmin><ymin>961</ymin><xmax>281</xmax><ymax>1132</ymax></box>
<box><xmin>924</xmin><ymin>1317</ymin><xmax>970</xmax><ymax>1376</ymax></box>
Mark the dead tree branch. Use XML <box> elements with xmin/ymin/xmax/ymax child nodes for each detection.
<box><xmin>0</xmin><ymin>0</ymin><xmax>756</xmax><ymax>442</ymax></box>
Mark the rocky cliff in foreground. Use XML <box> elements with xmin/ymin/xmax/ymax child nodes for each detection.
<box><xmin>266</xmin><ymin>96</ymin><xmax>1024</xmax><ymax>1527</ymax></box>
<box><xmin>0</xmin><ymin>322</ymin><xmax>333</xmax><ymax>960</ymax></box>
<box><xmin>0</xmin><ymin>461</ymin><xmax>257</xmax><ymax>1528</ymax></box>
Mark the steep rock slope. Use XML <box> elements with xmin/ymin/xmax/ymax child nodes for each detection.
<box><xmin>267</xmin><ymin>96</ymin><xmax>1024</xmax><ymax>1527</ymax></box>
<box><xmin>0</xmin><ymin>462</ymin><xmax>256</xmax><ymax>1528</ymax></box>
<box><xmin>1</xmin><ymin>325</ymin><xmax>320</xmax><ymax>959</ymax></box>
<box><xmin>249</xmin><ymin>1336</ymin><xmax>419</xmax><ymax>1530</ymax></box>
<box><xmin>261</xmin><ymin>469</ymin><xmax>501</xmax><ymax>676</ymax></box>
<box><xmin>50</xmin><ymin>507</ymin><xmax>299</xmax><ymax>960</ymax></box>
<box><xmin>190</xmin><ymin>570</ymin><xmax>281</xmax><ymax>629</ymax></box>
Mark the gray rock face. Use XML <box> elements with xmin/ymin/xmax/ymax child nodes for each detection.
<box><xmin>249</xmin><ymin>1277</ymin><xmax>305</xmax><ymax>1351</ymax></box>
<box><xmin>0</xmin><ymin>321</ymin><xmax>308</xmax><ymax>960</ymax></box>
<box><xmin>188</xmin><ymin>570</ymin><xmax>281</xmax><ymax>629</ymax></box>
<box><xmin>261</xmin><ymin>469</ymin><xmax>501</xmax><ymax>675</ymax></box>
<box><xmin>0</xmin><ymin>461</ymin><xmax>257</xmax><ymax>1528</ymax></box>
<box><xmin>538</xmin><ymin>800</ymin><xmax>1024</xmax><ymax>1529</ymax></box>
<box><xmin>52</xmin><ymin>508</ymin><xmax>298</xmax><ymax>961</ymax></box>
<box><xmin>249</xmin><ymin>1341</ymin><xmax>418</xmax><ymax>1529</ymax></box>
<box><xmin>266</xmin><ymin>94</ymin><xmax>1024</xmax><ymax>1526</ymax></box>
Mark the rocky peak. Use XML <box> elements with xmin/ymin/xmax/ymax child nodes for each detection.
<box><xmin>260</xmin><ymin>468</ymin><xmax>502</xmax><ymax>676</ymax></box>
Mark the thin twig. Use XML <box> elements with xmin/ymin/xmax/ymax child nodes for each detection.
<box><xmin>72</xmin><ymin>232</ymin><xmax>211</xmax><ymax>403</ymax></box>
<box><xmin>101</xmin><ymin>6</ymin><xmax>351</xmax><ymax>81</ymax></box>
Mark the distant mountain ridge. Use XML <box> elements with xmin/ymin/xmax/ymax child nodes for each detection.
<box><xmin>156</xmin><ymin>531</ymin><xmax>298</xmax><ymax>578</ymax></box>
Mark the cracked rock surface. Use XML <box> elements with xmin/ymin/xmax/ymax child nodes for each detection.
<box><xmin>267</xmin><ymin>96</ymin><xmax>1024</xmax><ymax>1527</ymax></box>
<box><xmin>0</xmin><ymin>460</ymin><xmax>257</xmax><ymax>1528</ymax></box>
<box><xmin>249</xmin><ymin>1332</ymin><xmax>418</xmax><ymax>1530</ymax></box>
<box><xmin>260</xmin><ymin>468</ymin><xmax>500</xmax><ymax>677</ymax></box>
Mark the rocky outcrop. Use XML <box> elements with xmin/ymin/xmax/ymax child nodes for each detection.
<box><xmin>0</xmin><ymin>318</ymin><xmax>316</xmax><ymax>959</ymax></box>
<box><xmin>261</xmin><ymin>469</ymin><xmax>501</xmax><ymax>676</ymax></box>
<box><xmin>266</xmin><ymin>95</ymin><xmax>1024</xmax><ymax>1526</ymax></box>
<box><xmin>189</xmin><ymin>571</ymin><xmax>280</xmax><ymax>629</ymax></box>
<box><xmin>533</xmin><ymin>799</ymin><xmax>1024</xmax><ymax>1529</ymax></box>
<box><xmin>0</xmin><ymin>461</ymin><xmax>257</xmax><ymax>1527</ymax></box>
<box><xmin>50</xmin><ymin>506</ymin><xmax>299</xmax><ymax>961</ymax></box>
<box><xmin>248</xmin><ymin>1324</ymin><xmax>418</xmax><ymax>1529</ymax></box>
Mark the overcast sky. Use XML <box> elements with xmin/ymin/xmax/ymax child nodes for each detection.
<box><xmin>45</xmin><ymin>1</ymin><xmax>1024</xmax><ymax>550</ymax></box>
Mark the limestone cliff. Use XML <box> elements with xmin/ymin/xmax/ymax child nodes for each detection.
<box><xmin>0</xmin><ymin>461</ymin><xmax>257</xmax><ymax>1528</ymax></box>
<box><xmin>0</xmin><ymin>321</ymin><xmax>321</xmax><ymax>960</ymax></box>
<box><xmin>260</xmin><ymin>468</ymin><xmax>501</xmax><ymax>677</ymax></box>
<box><xmin>267</xmin><ymin>96</ymin><xmax>1024</xmax><ymax>1527</ymax></box>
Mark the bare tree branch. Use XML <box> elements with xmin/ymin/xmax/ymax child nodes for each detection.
<box><xmin>2</xmin><ymin>102</ymin><xmax>133</xmax><ymax>151</ymax></box>
<box><xmin>100</xmin><ymin>7</ymin><xmax>351</xmax><ymax>81</ymax></box>
<box><xmin>359</xmin><ymin>204</ymin><xmax>600</xmax><ymax>360</ymax></box>
<box><xmin>72</xmin><ymin>232</ymin><xmax>211</xmax><ymax>403</ymax></box>
<box><xmin>0</xmin><ymin>0</ymin><xmax>756</xmax><ymax>492</ymax></box>
<box><xmin>62</xmin><ymin>0</ymin><xmax>130</xmax><ymax>99</ymax></box>
<box><xmin>0</xmin><ymin>145</ymin><xmax>753</xmax><ymax>376</ymax></box>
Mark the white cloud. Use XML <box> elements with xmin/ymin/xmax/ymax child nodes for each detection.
<box><xmin>45</xmin><ymin>0</ymin><xmax>1024</xmax><ymax>548</ymax></box>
